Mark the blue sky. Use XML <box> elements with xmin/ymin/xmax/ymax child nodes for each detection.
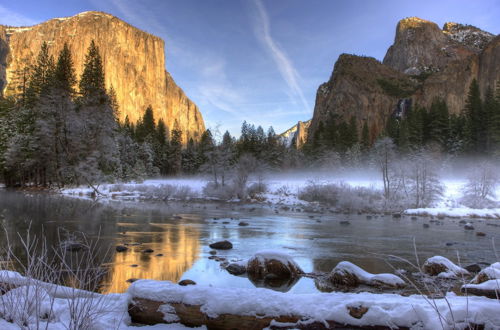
<box><xmin>1</xmin><ymin>0</ymin><xmax>499</xmax><ymax>136</ymax></box>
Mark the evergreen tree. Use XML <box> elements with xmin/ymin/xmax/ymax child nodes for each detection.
<box><xmin>463</xmin><ymin>79</ymin><xmax>484</xmax><ymax>153</ymax></box>
<box><xmin>79</xmin><ymin>40</ymin><xmax>105</xmax><ymax>100</ymax></box>
<box><xmin>169</xmin><ymin>121</ymin><xmax>182</xmax><ymax>174</ymax></box>
<box><xmin>427</xmin><ymin>98</ymin><xmax>449</xmax><ymax>150</ymax></box>
<box><xmin>483</xmin><ymin>87</ymin><xmax>497</xmax><ymax>153</ymax></box>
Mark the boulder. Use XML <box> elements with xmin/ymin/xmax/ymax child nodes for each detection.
<box><xmin>247</xmin><ymin>250</ymin><xmax>303</xmax><ymax>281</ymax></box>
<box><xmin>209</xmin><ymin>240</ymin><xmax>233</xmax><ymax>250</ymax></box>
<box><xmin>471</xmin><ymin>262</ymin><xmax>500</xmax><ymax>284</ymax></box>
<box><xmin>178</xmin><ymin>279</ymin><xmax>196</xmax><ymax>286</ymax></box>
<box><xmin>422</xmin><ymin>256</ymin><xmax>470</xmax><ymax>278</ymax></box>
<box><xmin>328</xmin><ymin>261</ymin><xmax>405</xmax><ymax>288</ymax></box>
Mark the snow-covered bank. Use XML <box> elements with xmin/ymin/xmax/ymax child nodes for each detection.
<box><xmin>59</xmin><ymin>172</ymin><xmax>500</xmax><ymax>219</ymax></box>
<box><xmin>127</xmin><ymin>279</ymin><xmax>500</xmax><ymax>329</ymax></box>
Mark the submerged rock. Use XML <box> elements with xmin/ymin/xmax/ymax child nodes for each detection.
<box><xmin>226</xmin><ymin>263</ymin><xmax>246</xmax><ymax>276</ymax></box>
<box><xmin>209</xmin><ymin>240</ymin><xmax>233</xmax><ymax>250</ymax></box>
<box><xmin>238</xmin><ymin>221</ymin><xmax>249</xmax><ymax>226</ymax></box>
<box><xmin>464</xmin><ymin>223</ymin><xmax>475</xmax><ymax>230</ymax></box>
<box><xmin>178</xmin><ymin>279</ymin><xmax>196</xmax><ymax>286</ymax></box>
<box><xmin>116</xmin><ymin>245</ymin><xmax>128</xmax><ymax>252</ymax></box>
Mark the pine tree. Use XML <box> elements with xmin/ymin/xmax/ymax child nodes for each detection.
<box><xmin>427</xmin><ymin>98</ymin><xmax>449</xmax><ymax>150</ymax></box>
<box><xmin>79</xmin><ymin>40</ymin><xmax>105</xmax><ymax>100</ymax></box>
<box><xmin>54</xmin><ymin>43</ymin><xmax>77</xmax><ymax>95</ymax></box>
<box><xmin>26</xmin><ymin>42</ymin><xmax>55</xmax><ymax>107</ymax></box>
<box><xmin>463</xmin><ymin>79</ymin><xmax>484</xmax><ymax>153</ymax></box>
<box><xmin>169</xmin><ymin>121</ymin><xmax>182</xmax><ymax>174</ymax></box>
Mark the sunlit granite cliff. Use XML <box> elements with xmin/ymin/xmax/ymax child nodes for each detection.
<box><xmin>0</xmin><ymin>11</ymin><xmax>205</xmax><ymax>142</ymax></box>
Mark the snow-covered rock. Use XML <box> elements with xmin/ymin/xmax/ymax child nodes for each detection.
<box><xmin>328</xmin><ymin>261</ymin><xmax>405</xmax><ymax>288</ymax></box>
<box><xmin>471</xmin><ymin>262</ymin><xmax>500</xmax><ymax>284</ymax></box>
<box><xmin>247</xmin><ymin>250</ymin><xmax>303</xmax><ymax>280</ymax></box>
<box><xmin>422</xmin><ymin>256</ymin><xmax>470</xmax><ymax>278</ymax></box>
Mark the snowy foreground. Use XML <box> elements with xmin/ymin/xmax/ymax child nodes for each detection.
<box><xmin>61</xmin><ymin>172</ymin><xmax>500</xmax><ymax>219</ymax></box>
<box><xmin>0</xmin><ymin>269</ymin><xmax>499</xmax><ymax>330</ymax></box>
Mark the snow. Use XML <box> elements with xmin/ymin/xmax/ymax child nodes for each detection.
<box><xmin>423</xmin><ymin>256</ymin><xmax>470</xmax><ymax>278</ymax></box>
<box><xmin>128</xmin><ymin>279</ymin><xmax>500</xmax><ymax>329</ymax></box>
<box><xmin>331</xmin><ymin>261</ymin><xmax>405</xmax><ymax>287</ymax></box>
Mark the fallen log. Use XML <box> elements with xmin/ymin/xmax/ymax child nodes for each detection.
<box><xmin>128</xmin><ymin>297</ymin><xmax>407</xmax><ymax>330</ymax></box>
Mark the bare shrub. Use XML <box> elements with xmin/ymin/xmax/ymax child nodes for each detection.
<box><xmin>298</xmin><ymin>181</ymin><xmax>388</xmax><ymax>212</ymax></box>
<box><xmin>0</xmin><ymin>225</ymin><xmax>121</xmax><ymax>329</ymax></box>
<box><xmin>460</xmin><ymin>161</ymin><xmax>499</xmax><ymax>208</ymax></box>
<box><xmin>247</xmin><ymin>182</ymin><xmax>268</xmax><ymax>198</ymax></box>
<box><xmin>202</xmin><ymin>181</ymin><xmax>236</xmax><ymax>200</ymax></box>
<box><xmin>399</xmin><ymin>149</ymin><xmax>444</xmax><ymax>208</ymax></box>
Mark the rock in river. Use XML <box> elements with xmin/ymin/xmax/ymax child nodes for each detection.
<box><xmin>209</xmin><ymin>240</ymin><xmax>233</xmax><ymax>250</ymax></box>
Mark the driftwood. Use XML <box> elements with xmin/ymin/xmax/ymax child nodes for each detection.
<box><xmin>128</xmin><ymin>297</ymin><xmax>409</xmax><ymax>330</ymax></box>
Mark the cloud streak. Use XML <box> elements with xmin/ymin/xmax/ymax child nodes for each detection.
<box><xmin>253</xmin><ymin>0</ymin><xmax>310</xmax><ymax>113</ymax></box>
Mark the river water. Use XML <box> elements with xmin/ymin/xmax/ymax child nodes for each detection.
<box><xmin>0</xmin><ymin>190</ymin><xmax>498</xmax><ymax>294</ymax></box>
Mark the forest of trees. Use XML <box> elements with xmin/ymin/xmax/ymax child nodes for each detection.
<box><xmin>0</xmin><ymin>41</ymin><xmax>499</xmax><ymax>190</ymax></box>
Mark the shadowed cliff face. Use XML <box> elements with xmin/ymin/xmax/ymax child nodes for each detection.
<box><xmin>0</xmin><ymin>11</ymin><xmax>205</xmax><ymax>142</ymax></box>
<box><xmin>309</xmin><ymin>54</ymin><xmax>416</xmax><ymax>144</ymax></box>
<box><xmin>308</xmin><ymin>17</ymin><xmax>498</xmax><ymax>145</ymax></box>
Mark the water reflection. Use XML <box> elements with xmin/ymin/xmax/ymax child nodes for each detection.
<box><xmin>103</xmin><ymin>226</ymin><xmax>201</xmax><ymax>293</ymax></box>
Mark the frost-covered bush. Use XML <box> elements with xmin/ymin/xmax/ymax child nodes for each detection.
<box><xmin>247</xmin><ymin>182</ymin><xmax>268</xmax><ymax>198</ymax></box>
<box><xmin>460</xmin><ymin>162</ymin><xmax>499</xmax><ymax>208</ymax></box>
<box><xmin>108</xmin><ymin>183</ymin><xmax>195</xmax><ymax>201</ymax></box>
<box><xmin>298</xmin><ymin>182</ymin><xmax>388</xmax><ymax>212</ymax></box>
<box><xmin>276</xmin><ymin>185</ymin><xmax>292</xmax><ymax>197</ymax></box>
<box><xmin>202</xmin><ymin>182</ymin><xmax>237</xmax><ymax>200</ymax></box>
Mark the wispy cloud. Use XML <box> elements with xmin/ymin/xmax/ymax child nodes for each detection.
<box><xmin>0</xmin><ymin>4</ymin><xmax>37</xmax><ymax>26</ymax></box>
<box><xmin>252</xmin><ymin>0</ymin><xmax>310</xmax><ymax>113</ymax></box>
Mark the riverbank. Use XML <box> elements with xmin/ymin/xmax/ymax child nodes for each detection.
<box><xmin>59</xmin><ymin>173</ymin><xmax>500</xmax><ymax>219</ymax></box>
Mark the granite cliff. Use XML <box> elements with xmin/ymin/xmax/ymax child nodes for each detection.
<box><xmin>0</xmin><ymin>11</ymin><xmax>205</xmax><ymax>142</ymax></box>
<box><xmin>280</xmin><ymin>120</ymin><xmax>311</xmax><ymax>149</ymax></box>
<box><xmin>308</xmin><ymin>17</ymin><xmax>498</xmax><ymax>145</ymax></box>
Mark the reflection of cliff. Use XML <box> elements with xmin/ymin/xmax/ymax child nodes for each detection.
<box><xmin>103</xmin><ymin>226</ymin><xmax>200</xmax><ymax>293</ymax></box>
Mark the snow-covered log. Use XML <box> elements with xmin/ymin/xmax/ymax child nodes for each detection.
<box><xmin>127</xmin><ymin>279</ymin><xmax>500</xmax><ymax>329</ymax></box>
